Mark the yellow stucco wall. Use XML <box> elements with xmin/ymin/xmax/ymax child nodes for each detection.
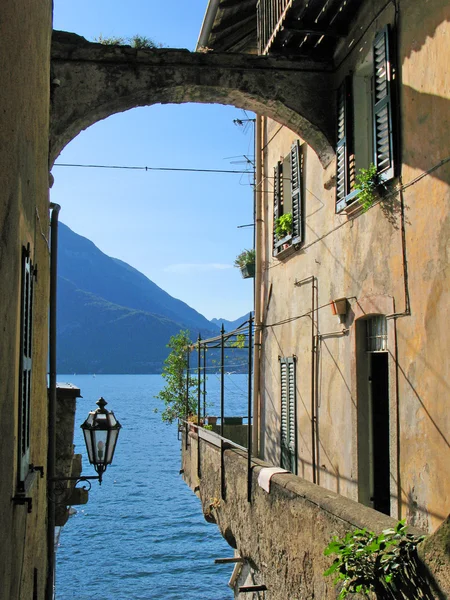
<box><xmin>0</xmin><ymin>2</ymin><xmax>52</xmax><ymax>598</ymax></box>
<box><xmin>259</xmin><ymin>0</ymin><xmax>449</xmax><ymax>533</ymax></box>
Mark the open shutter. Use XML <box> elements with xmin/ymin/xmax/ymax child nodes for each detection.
<box><xmin>290</xmin><ymin>141</ymin><xmax>303</xmax><ymax>243</ymax></box>
<box><xmin>19</xmin><ymin>246</ymin><xmax>34</xmax><ymax>487</ymax></box>
<box><xmin>273</xmin><ymin>162</ymin><xmax>282</xmax><ymax>253</ymax></box>
<box><xmin>373</xmin><ymin>25</ymin><xmax>395</xmax><ymax>180</ymax></box>
<box><xmin>336</xmin><ymin>77</ymin><xmax>353</xmax><ymax>212</ymax></box>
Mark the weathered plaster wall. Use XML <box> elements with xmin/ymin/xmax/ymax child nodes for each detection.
<box><xmin>182</xmin><ymin>433</ymin><xmax>448</xmax><ymax>599</ymax></box>
<box><xmin>0</xmin><ymin>2</ymin><xmax>52</xmax><ymax>598</ymax></box>
<box><xmin>258</xmin><ymin>0</ymin><xmax>449</xmax><ymax>534</ymax></box>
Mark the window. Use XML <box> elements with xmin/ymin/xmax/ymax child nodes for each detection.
<box><xmin>273</xmin><ymin>140</ymin><xmax>303</xmax><ymax>256</ymax></box>
<box><xmin>18</xmin><ymin>244</ymin><xmax>34</xmax><ymax>490</ymax></box>
<box><xmin>336</xmin><ymin>25</ymin><xmax>396</xmax><ymax>212</ymax></box>
<box><xmin>280</xmin><ymin>356</ymin><xmax>297</xmax><ymax>474</ymax></box>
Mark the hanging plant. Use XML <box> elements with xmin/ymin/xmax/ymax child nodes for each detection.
<box><xmin>275</xmin><ymin>212</ymin><xmax>293</xmax><ymax>238</ymax></box>
<box><xmin>356</xmin><ymin>163</ymin><xmax>379</xmax><ymax>212</ymax></box>
<box><xmin>234</xmin><ymin>248</ymin><xmax>255</xmax><ymax>279</ymax></box>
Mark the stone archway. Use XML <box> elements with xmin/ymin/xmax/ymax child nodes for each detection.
<box><xmin>50</xmin><ymin>31</ymin><xmax>336</xmax><ymax>167</ymax></box>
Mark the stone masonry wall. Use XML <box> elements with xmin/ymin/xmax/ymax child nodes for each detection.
<box><xmin>182</xmin><ymin>431</ymin><xmax>449</xmax><ymax>599</ymax></box>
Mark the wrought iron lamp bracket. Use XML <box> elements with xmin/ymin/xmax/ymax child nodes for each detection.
<box><xmin>50</xmin><ymin>475</ymin><xmax>100</xmax><ymax>495</ymax></box>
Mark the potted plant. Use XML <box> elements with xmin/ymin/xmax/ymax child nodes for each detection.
<box><xmin>234</xmin><ymin>248</ymin><xmax>256</xmax><ymax>279</ymax></box>
<box><xmin>355</xmin><ymin>163</ymin><xmax>380</xmax><ymax>211</ymax></box>
<box><xmin>275</xmin><ymin>212</ymin><xmax>293</xmax><ymax>239</ymax></box>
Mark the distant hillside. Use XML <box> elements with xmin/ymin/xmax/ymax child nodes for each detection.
<box><xmin>210</xmin><ymin>313</ymin><xmax>252</xmax><ymax>332</ymax></box>
<box><xmin>57</xmin><ymin>223</ymin><xmax>219</xmax><ymax>373</ymax></box>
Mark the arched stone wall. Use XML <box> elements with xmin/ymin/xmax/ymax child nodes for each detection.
<box><xmin>50</xmin><ymin>31</ymin><xmax>336</xmax><ymax>167</ymax></box>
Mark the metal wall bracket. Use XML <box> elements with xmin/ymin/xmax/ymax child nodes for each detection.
<box><xmin>12</xmin><ymin>495</ymin><xmax>33</xmax><ymax>513</ymax></box>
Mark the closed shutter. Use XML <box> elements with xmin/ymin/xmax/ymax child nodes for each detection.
<box><xmin>290</xmin><ymin>141</ymin><xmax>303</xmax><ymax>243</ymax></box>
<box><xmin>280</xmin><ymin>357</ymin><xmax>297</xmax><ymax>474</ymax></box>
<box><xmin>19</xmin><ymin>246</ymin><xmax>34</xmax><ymax>486</ymax></box>
<box><xmin>336</xmin><ymin>77</ymin><xmax>353</xmax><ymax>212</ymax></box>
<box><xmin>373</xmin><ymin>25</ymin><xmax>395</xmax><ymax>181</ymax></box>
<box><xmin>273</xmin><ymin>162</ymin><xmax>282</xmax><ymax>253</ymax></box>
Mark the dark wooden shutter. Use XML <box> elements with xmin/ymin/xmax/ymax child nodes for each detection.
<box><xmin>273</xmin><ymin>162</ymin><xmax>282</xmax><ymax>253</ymax></box>
<box><xmin>336</xmin><ymin>77</ymin><xmax>353</xmax><ymax>212</ymax></box>
<box><xmin>290</xmin><ymin>141</ymin><xmax>303</xmax><ymax>243</ymax></box>
<box><xmin>19</xmin><ymin>246</ymin><xmax>34</xmax><ymax>486</ymax></box>
<box><xmin>373</xmin><ymin>25</ymin><xmax>395</xmax><ymax>180</ymax></box>
<box><xmin>280</xmin><ymin>357</ymin><xmax>297</xmax><ymax>474</ymax></box>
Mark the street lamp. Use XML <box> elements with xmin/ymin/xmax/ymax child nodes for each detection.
<box><xmin>80</xmin><ymin>397</ymin><xmax>122</xmax><ymax>484</ymax></box>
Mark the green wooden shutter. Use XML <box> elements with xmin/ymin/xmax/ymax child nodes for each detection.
<box><xmin>373</xmin><ymin>25</ymin><xmax>395</xmax><ymax>181</ymax></box>
<box><xmin>290</xmin><ymin>141</ymin><xmax>303</xmax><ymax>243</ymax></box>
<box><xmin>280</xmin><ymin>357</ymin><xmax>297</xmax><ymax>474</ymax></box>
<box><xmin>273</xmin><ymin>162</ymin><xmax>282</xmax><ymax>253</ymax></box>
<box><xmin>336</xmin><ymin>77</ymin><xmax>353</xmax><ymax>212</ymax></box>
<box><xmin>19</xmin><ymin>246</ymin><xmax>34</xmax><ymax>486</ymax></box>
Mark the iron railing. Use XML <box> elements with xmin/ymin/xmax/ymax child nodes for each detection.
<box><xmin>257</xmin><ymin>0</ymin><xmax>293</xmax><ymax>54</ymax></box>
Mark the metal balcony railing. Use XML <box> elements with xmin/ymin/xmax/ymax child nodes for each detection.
<box><xmin>257</xmin><ymin>0</ymin><xmax>293</xmax><ymax>54</ymax></box>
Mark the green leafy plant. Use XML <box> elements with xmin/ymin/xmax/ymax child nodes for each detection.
<box><xmin>203</xmin><ymin>424</ymin><xmax>213</xmax><ymax>431</ymax></box>
<box><xmin>230</xmin><ymin>333</ymin><xmax>246</xmax><ymax>349</ymax></box>
<box><xmin>96</xmin><ymin>34</ymin><xmax>160</xmax><ymax>48</ymax></box>
<box><xmin>154</xmin><ymin>330</ymin><xmax>198</xmax><ymax>424</ymax></box>
<box><xmin>356</xmin><ymin>163</ymin><xmax>379</xmax><ymax>211</ymax></box>
<box><xmin>96</xmin><ymin>34</ymin><xmax>126</xmax><ymax>45</ymax></box>
<box><xmin>275</xmin><ymin>212</ymin><xmax>293</xmax><ymax>238</ymax></box>
<box><xmin>324</xmin><ymin>520</ymin><xmax>426</xmax><ymax>599</ymax></box>
<box><xmin>234</xmin><ymin>248</ymin><xmax>255</xmax><ymax>269</ymax></box>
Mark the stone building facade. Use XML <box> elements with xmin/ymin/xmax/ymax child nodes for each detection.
<box><xmin>254</xmin><ymin>0</ymin><xmax>450</xmax><ymax>535</ymax></box>
<box><xmin>181</xmin><ymin>0</ymin><xmax>450</xmax><ymax>597</ymax></box>
<box><xmin>0</xmin><ymin>2</ymin><xmax>53</xmax><ymax>598</ymax></box>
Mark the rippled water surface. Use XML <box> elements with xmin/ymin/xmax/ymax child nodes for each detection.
<box><xmin>56</xmin><ymin>374</ymin><xmax>249</xmax><ymax>600</ymax></box>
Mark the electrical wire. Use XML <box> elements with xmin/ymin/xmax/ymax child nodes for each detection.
<box><xmin>53</xmin><ymin>162</ymin><xmax>252</xmax><ymax>175</ymax></box>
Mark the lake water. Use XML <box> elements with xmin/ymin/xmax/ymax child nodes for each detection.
<box><xmin>55</xmin><ymin>374</ymin><xmax>250</xmax><ymax>600</ymax></box>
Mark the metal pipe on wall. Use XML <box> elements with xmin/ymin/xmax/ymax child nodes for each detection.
<box><xmin>294</xmin><ymin>275</ymin><xmax>318</xmax><ymax>483</ymax></box>
<box><xmin>252</xmin><ymin>115</ymin><xmax>263</xmax><ymax>457</ymax></box>
<box><xmin>46</xmin><ymin>202</ymin><xmax>61</xmax><ymax>600</ymax></box>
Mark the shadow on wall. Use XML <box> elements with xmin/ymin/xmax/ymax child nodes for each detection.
<box><xmin>401</xmin><ymin>87</ymin><xmax>450</xmax><ymax>184</ymax></box>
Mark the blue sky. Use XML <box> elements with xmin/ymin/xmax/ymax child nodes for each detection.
<box><xmin>52</xmin><ymin>1</ymin><xmax>255</xmax><ymax>321</ymax></box>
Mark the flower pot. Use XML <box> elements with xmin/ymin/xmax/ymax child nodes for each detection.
<box><xmin>331</xmin><ymin>298</ymin><xmax>348</xmax><ymax>316</ymax></box>
<box><xmin>240</xmin><ymin>262</ymin><xmax>255</xmax><ymax>279</ymax></box>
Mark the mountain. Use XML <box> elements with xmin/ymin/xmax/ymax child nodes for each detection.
<box><xmin>210</xmin><ymin>314</ymin><xmax>252</xmax><ymax>332</ymax></box>
<box><xmin>57</xmin><ymin>223</ymin><xmax>219</xmax><ymax>373</ymax></box>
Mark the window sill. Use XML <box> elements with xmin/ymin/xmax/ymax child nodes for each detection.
<box><xmin>273</xmin><ymin>235</ymin><xmax>302</xmax><ymax>260</ymax></box>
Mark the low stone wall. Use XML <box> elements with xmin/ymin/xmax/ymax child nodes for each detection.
<box><xmin>182</xmin><ymin>431</ymin><xmax>448</xmax><ymax>599</ymax></box>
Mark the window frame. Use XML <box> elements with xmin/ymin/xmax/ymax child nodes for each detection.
<box><xmin>335</xmin><ymin>24</ymin><xmax>396</xmax><ymax>214</ymax></box>
<box><xmin>280</xmin><ymin>356</ymin><xmax>297</xmax><ymax>474</ymax></box>
<box><xmin>273</xmin><ymin>140</ymin><xmax>303</xmax><ymax>256</ymax></box>
<box><xmin>17</xmin><ymin>244</ymin><xmax>34</xmax><ymax>492</ymax></box>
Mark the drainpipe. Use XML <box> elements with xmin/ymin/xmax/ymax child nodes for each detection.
<box><xmin>196</xmin><ymin>0</ymin><xmax>220</xmax><ymax>50</ymax></box>
<box><xmin>252</xmin><ymin>116</ymin><xmax>263</xmax><ymax>456</ymax></box>
<box><xmin>46</xmin><ymin>202</ymin><xmax>60</xmax><ymax>600</ymax></box>
<box><xmin>294</xmin><ymin>276</ymin><xmax>318</xmax><ymax>483</ymax></box>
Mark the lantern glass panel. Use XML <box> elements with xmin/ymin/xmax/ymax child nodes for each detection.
<box><xmin>106</xmin><ymin>429</ymin><xmax>119</xmax><ymax>464</ymax></box>
<box><xmin>95</xmin><ymin>413</ymin><xmax>108</xmax><ymax>429</ymax></box>
<box><xmin>93</xmin><ymin>430</ymin><xmax>108</xmax><ymax>464</ymax></box>
<box><xmin>83</xmin><ymin>427</ymin><xmax>95</xmax><ymax>464</ymax></box>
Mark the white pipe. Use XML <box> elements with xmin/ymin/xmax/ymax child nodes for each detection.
<box><xmin>196</xmin><ymin>0</ymin><xmax>221</xmax><ymax>50</ymax></box>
